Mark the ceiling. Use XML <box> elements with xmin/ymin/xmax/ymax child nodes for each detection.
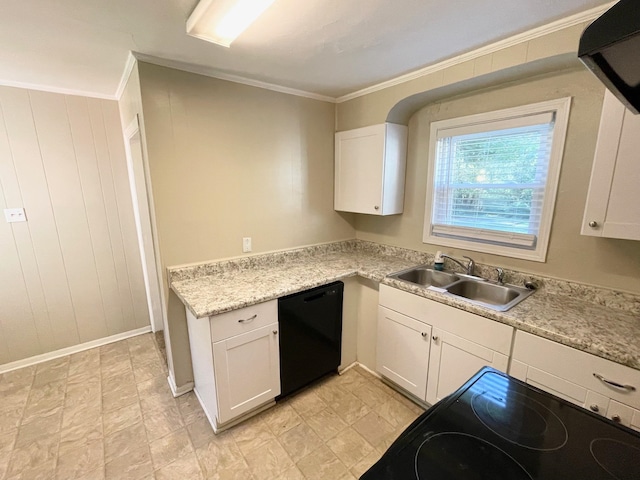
<box><xmin>0</xmin><ymin>0</ymin><xmax>614</xmax><ymax>100</ymax></box>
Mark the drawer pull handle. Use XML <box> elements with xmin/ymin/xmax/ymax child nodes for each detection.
<box><xmin>238</xmin><ymin>314</ymin><xmax>257</xmax><ymax>324</ymax></box>
<box><xmin>593</xmin><ymin>373</ymin><xmax>637</xmax><ymax>392</ymax></box>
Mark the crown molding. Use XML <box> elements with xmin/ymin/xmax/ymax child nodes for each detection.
<box><xmin>115</xmin><ymin>52</ymin><xmax>138</xmax><ymax>100</ymax></box>
<box><xmin>0</xmin><ymin>78</ymin><xmax>117</xmax><ymax>100</ymax></box>
<box><xmin>335</xmin><ymin>1</ymin><xmax>616</xmax><ymax>103</ymax></box>
<box><xmin>133</xmin><ymin>53</ymin><xmax>337</xmax><ymax>103</ymax></box>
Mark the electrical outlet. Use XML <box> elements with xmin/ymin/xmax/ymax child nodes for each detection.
<box><xmin>242</xmin><ymin>237</ymin><xmax>252</xmax><ymax>253</ymax></box>
<box><xmin>4</xmin><ymin>208</ymin><xmax>26</xmax><ymax>223</ymax></box>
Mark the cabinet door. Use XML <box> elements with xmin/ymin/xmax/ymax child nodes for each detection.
<box><xmin>376</xmin><ymin>306</ymin><xmax>431</xmax><ymax>400</ymax></box>
<box><xmin>426</xmin><ymin>328</ymin><xmax>508</xmax><ymax>405</ymax></box>
<box><xmin>582</xmin><ymin>89</ymin><xmax>640</xmax><ymax>240</ymax></box>
<box><xmin>335</xmin><ymin>125</ymin><xmax>385</xmax><ymax>215</ymax></box>
<box><xmin>212</xmin><ymin>323</ymin><xmax>280</xmax><ymax>424</ymax></box>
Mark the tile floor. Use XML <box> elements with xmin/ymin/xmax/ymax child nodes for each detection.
<box><xmin>0</xmin><ymin>333</ymin><xmax>424</xmax><ymax>480</ymax></box>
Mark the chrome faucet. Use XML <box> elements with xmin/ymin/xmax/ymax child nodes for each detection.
<box><xmin>440</xmin><ymin>254</ymin><xmax>475</xmax><ymax>276</ymax></box>
<box><xmin>495</xmin><ymin>267</ymin><xmax>505</xmax><ymax>285</ymax></box>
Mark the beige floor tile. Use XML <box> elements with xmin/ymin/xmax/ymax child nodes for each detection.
<box><xmin>154</xmin><ymin>452</ymin><xmax>203</xmax><ymax>480</ymax></box>
<box><xmin>100</xmin><ymin>358</ymin><xmax>133</xmax><ymax>382</ymax></box>
<box><xmin>59</xmin><ymin>412</ymin><xmax>103</xmax><ymax>446</ymax></box>
<box><xmin>0</xmin><ymin>406</ymin><xmax>24</xmax><ymax>435</ymax></box>
<box><xmin>100</xmin><ymin>341</ymin><xmax>130</xmax><ymax>357</ymax></box>
<box><xmin>33</xmin><ymin>357</ymin><xmax>70</xmax><ymax>387</ymax></box>
<box><xmin>104</xmin><ymin>422</ymin><xmax>148</xmax><ymax>463</ymax></box>
<box><xmin>1</xmin><ymin>383</ymin><xmax>31</xmax><ymax>409</ymax></box>
<box><xmin>296</xmin><ymin>444</ymin><xmax>348</xmax><ymax>480</ymax></box>
<box><xmin>352</xmin><ymin>382</ymin><xmax>393</xmax><ymax>408</ymax></box>
<box><xmin>105</xmin><ymin>444</ymin><xmax>153</xmax><ymax>480</ymax></box>
<box><xmin>15</xmin><ymin>409</ymin><xmax>62</xmax><ymax>448</ymax></box>
<box><xmin>326</xmin><ymin>426</ymin><xmax>375</xmax><ymax>468</ymax></box>
<box><xmin>68</xmin><ymin>349</ymin><xmax>100</xmax><ymax>377</ymax></box>
<box><xmin>230</xmin><ymin>417</ymin><xmax>274</xmax><ymax>455</ymax></box>
<box><xmin>186</xmin><ymin>416</ymin><xmax>215</xmax><ymax>449</ymax></box>
<box><xmin>148</xmin><ymin>427</ymin><xmax>193</xmax><ymax>470</ymax></box>
<box><xmin>349</xmin><ymin>449</ymin><xmax>382</xmax><ymax>478</ymax></box>
<box><xmin>21</xmin><ymin>380</ymin><xmax>66</xmax><ymax>424</ymax></box>
<box><xmin>334</xmin><ymin>368</ymin><xmax>368</xmax><ymax>392</ymax></box>
<box><xmin>262</xmin><ymin>403</ymin><xmax>302</xmax><ymax>436</ymax></box>
<box><xmin>277</xmin><ymin>465</ymin><xmax>305</xmax><ymax>480</ymax></box>
<box><xmin>132</xmin><ymin>360</ymin><xmax>165</xmax><ymax>384</ymax></box>
<box><xmin>304</xmin><ymin>407</ymin><xmax>348</xmax><ymax>441</ymax></box>
<box><xmin>140</xmin><ymin>390</ymin><xmax>177</xmax><ymax>415</ymax></box>
<box><xmin>288</xmin><ymin>389</ymin><xmax>326</xmax><ymax>417</ymax></box>
<box><xmin>74</xmin><ymin>467</ymin><xmax>105</xmax><ymax>480</ymax></box>
<box><xmin>143</xmin><ymin>405</ymin><xmax>184</xmax><ymax>442</ymax></box>
<box><xmin>55</xmin><ymin>437</ymin><xmax>104</xmax><ymax>480</ymax></box>
<box><xmin>352</xmin><ymin>411</ymin><xmax>396</xmax><ymax>448</ymax></box>
<box><xmin>136</xmin><ymin>375</ymin><xmax>172</xmax><ymax>398</ymax></box>
<box><xmin>0</xmin><ymin>429</ymin><xmax>17</xmax><ymax>480</ymax></box>
<box><xmin>5</xmin><ymin>436</ymin><xmax>58</xmax><ymax>480</ymax></box>
<box><xmin>0</xmin><ymin>366</ymin><xmax>35</xmax><ymax>389</ymax></box>
<box><xmin>243</xmin><ymin>437</ymin><xmax>294</xmax><ymax>480</ymax></box>
<box><xmin>195</xmin><ymin>434</ymin><xmax>244</xmax><ymax>478</ymax></box>
<box><xmin>327</xmin><ymin>390</ymin><xmax>370</xmax><ymax>425</ymax></box>
<box><xmin>374</xmin><ymin>396</ymin><xmax>420</xmax><ymax>429</ymax></box>
<box><xmin>203</xmin><ymin>458</ymin><xmax>253</xmax><ymax>480</ymax></box>
<box><xmin>103</xmin><ymin>402</ymin><xmax>143</xmax><ymax>437</ymax></box>
<box><xmin>278</xmin><ymin>422</ymin><xmax>324</xmax><ymax>463</ymax></box>
<box><xmin>175</xmin><ymin>392</ymin><xmax>205</xmax><ymax>425</ymax></box>
<box><xmin>0</xmin><ymin>336</ymin><xmax>427</xmax><ymax>480</ymax></box>
<box><xmin>102</xmin><ymin>383</ymin><xmax>138</xmax><ymax>413</ymax></box>
<box><xmin>59</xmin><ymin>421</ymin><xmax>103</xmax><ymax>457</ymax></box>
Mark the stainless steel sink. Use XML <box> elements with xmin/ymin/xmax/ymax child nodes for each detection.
<box><xmin>391</xmin><ymin>267</ymin><xmax>460</xmax><ymax>288</ymax></box>
<box><xmin>444</xmin><ymin>280</ymin><xmax>534</xmax><ymax>311</ymax></box>
<box><xmin>387</xmin><ymin>265</ymin><xmax>535</xmax><ymax>311</ymax></box>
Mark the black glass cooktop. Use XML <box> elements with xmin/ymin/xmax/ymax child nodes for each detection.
<box><xmin>361</xmin><ymin>367</ymin><xmax>640</xmax><ymax>480</ymax></box>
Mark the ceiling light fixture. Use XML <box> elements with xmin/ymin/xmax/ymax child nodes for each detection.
<box><xmin>186</xmin><ymin>0</ymin><xmax>275</xmax><ymax>48</ymax></box>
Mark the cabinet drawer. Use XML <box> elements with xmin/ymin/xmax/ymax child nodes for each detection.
<box><xmin>210</xmin><ymin>300</ymin><xmax>277</xmax><ymax>343</ymax></box>
<box><xmin>513</xmin><ymin>330</ymin><xmax>640</xmax><ymax>409</ymax></box>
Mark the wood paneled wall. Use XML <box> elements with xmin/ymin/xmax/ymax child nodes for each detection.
<box><xmin>0</xmin><ymin>86</ymin><xmax>149</xmax><ymax>365</ymax></box>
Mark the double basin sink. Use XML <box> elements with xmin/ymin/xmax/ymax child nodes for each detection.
<box><xmin>388</xmin><ymin>265</ymin><xmax>535</xmax><ymax>312</ymax></box>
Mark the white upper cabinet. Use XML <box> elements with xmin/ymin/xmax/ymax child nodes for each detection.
<box><xmin>582</xmin><ymin>90</ymin><xmax>640</xmax><ymax>240</ymax></box>
<box><xmin>334</xmin><ymin>123</ymin><xmax>407</xmax><ymax>215</ymax></box>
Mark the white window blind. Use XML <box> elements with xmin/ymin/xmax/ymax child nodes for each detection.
<box><xmin>431</xmin><ymin>113</ymin><xmax>556</xmax><ymax>249</ymax></box>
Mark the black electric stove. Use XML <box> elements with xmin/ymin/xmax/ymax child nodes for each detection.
<box><xmin>361</xmin><ymin>367</ymin><xmax>640</xmax><ymax>480</ymax></box>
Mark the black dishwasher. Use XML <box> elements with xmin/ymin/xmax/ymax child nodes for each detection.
<box><xmin>278</xmin><ymin>281</ymin><xmax>344</xmax><ymax>398</ymax></box>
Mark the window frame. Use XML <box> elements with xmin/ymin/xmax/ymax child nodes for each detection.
<box><xmin>422</xmin><ymin>97</ymin><xmax>572</xmax><ymax>262</ymax></box>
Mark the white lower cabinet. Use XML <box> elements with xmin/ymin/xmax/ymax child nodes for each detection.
<box><xmin>510</xmin><ymin>330</ymin><xmax>640</xmax><ymax>431</ymax></box>
<box><xmin>186</xmin><ymin>300</ymin><xmax>280</xmax><ymax>432</ymax></box>
<box><xmin>376</xmin><ymin>306</ymin><xmax>431</xmax><ymax>399</ymax></box>
<box><xmin>427</xmin><ymin>328</ymin><xmax>509</xmax><ymax>405</ymax></box>
<box><xmin>377</xmin><ymin>285</ymin><xmax>513</xmax><ymax>405</ymax></box>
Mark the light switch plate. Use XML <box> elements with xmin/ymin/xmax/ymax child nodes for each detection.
<box><xmin>4</xmin><ymin>208</ymin><xmax>26</xmax><ymax>223</ymax></box>
<box><xmin>242</xmin><ymin>237</ymin><xmax>252</xmax><ymax>253</ymax></box>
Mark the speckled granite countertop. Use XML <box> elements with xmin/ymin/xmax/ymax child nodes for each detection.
<box><xmin>169</xmin><ymin>240</ymin><xmax>640</xmax><ymax>371</ymax></box>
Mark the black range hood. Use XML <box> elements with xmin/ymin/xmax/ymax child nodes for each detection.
<box><xmin>579</xmin><ymin>0</ymin><xmax>640</xmax><ymax>114</ymax></box>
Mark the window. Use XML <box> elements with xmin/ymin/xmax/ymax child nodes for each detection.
<box><xmin>423</xmin><ymin>98</ymin><xmax>571</xmax><ymax>261</ymax></box>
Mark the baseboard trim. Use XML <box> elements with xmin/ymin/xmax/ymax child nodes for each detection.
<box><xmin>0</xmin><ymin>326</ymin><xmax>152</xmax><ymax>374</ymax></box>
<box><xmin>167</xmin><ymin>372</ymin><xmax>194</xmax><ymax>398</ymax></box>
<box><xmin>354</xmin><ymin>362</ymin><xmax>383</xmax><ymax>379</ymax></box>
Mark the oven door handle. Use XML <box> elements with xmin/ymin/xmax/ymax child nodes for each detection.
<box><xmin>593</xmin><ymin>373</ymin><xmax>637</xmax><ymax>392</ymax></box>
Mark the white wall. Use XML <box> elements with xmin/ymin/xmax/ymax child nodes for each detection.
<box><xmin>0</xmin><ymin>86</ymin><xmax>149</xmax><ymax>366</ymax></box>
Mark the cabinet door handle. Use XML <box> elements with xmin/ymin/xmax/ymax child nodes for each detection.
<box><xmin>593</xmin><ymin>372</ymin><xmax>637</xmax><ymax>392</ymax></box>
<box><xmin>611</xmin><ymin>414</ymin><xmax>622</xmax><ymax>423</ymax></box>
<box><xmin>589</xmin><ymin>404</ymin><xmax>600</xmax><ymax>413</ymax></box>
<box><xmin>238</xmin><ymin>314</ymin><xmax>257</xmax><ymax>324</ymax></box>
<box><xmin>273</xmin><ymin>330</ymin><xmax>278</xmax><ymax>335</ymax></box>
<box><xmin>421</xmin><ymin>332</ymin><xmax>427</xmax><ymax>337</ymax></box>
<box><xmin>432</xmin><ymin>335</ymin><xmax>439</xmax><ymax>342</ymax></box>
<box><xmin>374</xmin><ymin>205</ymin><xmax>380</xmax><ymax>210</ymax></box>
<box><xmin>588</xmin><ymin>221</ymin><xmax>598</xmax><ymax>228</ymax></box>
